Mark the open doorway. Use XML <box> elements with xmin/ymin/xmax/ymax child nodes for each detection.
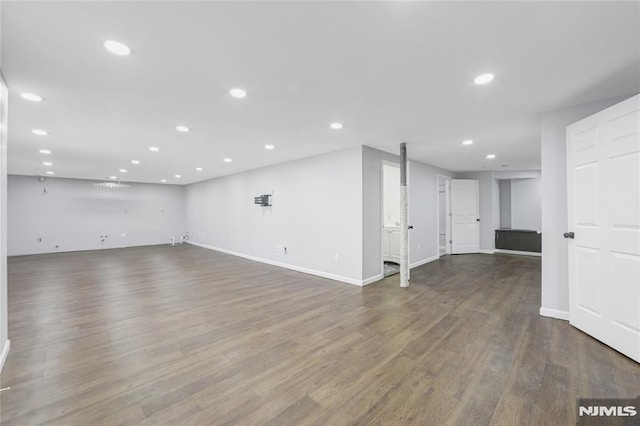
<box><xmin>382</xmin><ymin>161</ymin><xmax>401</xmax><ymax>277</ymax></box>
<box><xmin>437</xmin><ymin>175</ymin><xmax>451</xmax><ymax>258</ymax></box>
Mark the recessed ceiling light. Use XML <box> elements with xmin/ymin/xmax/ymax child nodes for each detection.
<box><xmin>330</xmin><ymin>122</ymin><xmax>343</xmax><ymax>130</ymax></box>
<box><xmin>119</xmin><ymin>169</ymin><xmax>127</xmax><ymax>173</ymax></box>
<box><xmin>20</xmin><ymin>93</ymin><xmax>44</xmax><ymax>102</ymax></box>
<box><xmin>42</xmin><ymin>161</ymin><xmax>53</xmax><ymax>166</ymax></box>
<box><xmin>176</xmin><ymin>125</ymin><xmax>190</xmax><ymax>133</ymax></box>
<box><xmin>462</xmin><ymin>139</ymin><xmax>474</xmax><ymax>145</ymax></box>
<box><xmin>45</xmin><ymin>171</ymin><xmax>55</xmax><ymax>175</ymax></box>
<box><xmin>104</xmin><ymin>40</ymin><xmax>131</xmax><ymax>56</ymax></box>
<box><xmin>160</xmin><ymin>179</ymin><xmax>167</xmax><ymax>183</ymax></box>
<box><xmin>39</xmin><ymin>149</ymin><xmax>52</xmax><ymax>154</ymax></box>
<box><xmin>131</xmin><ymin>160</ymin><xmax>140</xmax><ymax>164</ymax></box>
<box><xmin>149</xmin><ymin>146</ymin><xmax>160</xmax><ymax>152</ymax></box>
<box><xmin>223</xmin><ymin>158</ymin><xmax>232</xmax><ymax>163</ymax></box>
<box><xmin>175</xmin><ymin>174</ymin><xmax>182</xmax><ymax>178</ymax></box>
<box><xmin>195</xmin><ymin>167</ymin><xmax>203</xmax><ymax>171</ymax></box>
<box><xmin>229</xmin><ymin>88</ymin><xmax>247</xmax><ymax>98</ymax></box>
<box><xmin>109</xmin><ymin>176</ymin><xmax>118</xmax><ymax>180</ymax></box>
<box><xmin>264</xmin><ymin>144</ymin><xmax>275</xmax><ymax>150</ymax></box>
<box><xmin>486</xmin><ymin>154</ymin><xmax>496</xmax><ymax>159</ymax></box>
<box><xmin>474</xmin><ymin>73</ymin><xmax>495</xmax><ymax>85</ymax></box>
<box><xmin>32</xmin><ymin>129</ymin><xmax>48</xmax><ymax>136</ymax></box>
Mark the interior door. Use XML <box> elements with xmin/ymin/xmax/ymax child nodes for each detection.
<box><xmin>567</xmin><ymin>94</ymin><xmax>640</xmax><ymax>363</ymax></box>
<box><xmin>451</xmin><ymin>179</ymin><xmax>480</xmax><ymax>254</ymax></box>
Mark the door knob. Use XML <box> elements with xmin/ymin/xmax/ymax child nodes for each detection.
<box><xmin>563</xmin><ymin>232</ymin><xmax>575</xmax><ymax>239</ymax></box>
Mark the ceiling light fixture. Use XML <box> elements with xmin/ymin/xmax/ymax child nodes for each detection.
<box><xmin>119</xmin><ymin>169</ymin><xmax>127</xmax><ymax>173</ymax></box>
<box><xmin>161</xmin><ymin>179</ymin><xmax>167</xmax><ymax>183</ymax></box>
<box><xmin>46</xmin><ymin>171</ymin><xmax>55</xmax><ymax>175</ymax></box>
<box><xmin>32</xmin><ymin>129</ymin><xmax>48</xmax><ymax>136</ymax></box>
<box><xmin>104</xmin><ymin>40</ymin><xmax>131</xmax><ymax>56</ymax></box>
<box><xmin>42</xmin><ymin>161</ymin><xmax>53</xmax><ymax>166</ymax></box>
<box><xmin>462</xmin><ymin>139</ymin><xmax>474</xmax><ymax>145</ymax></box>
<box><xmin>39</xmin><ymin>149</ymin><xmax>52</xmax><ymax>154</ymax></box>
<box><xmin>95</xmin><ymin>178</ymin><xmax>130</xmax><ymax>189</ymax></box>
<box><xmin>20</xmin><ymin>93</ymin><xmax>44</xmax><ymax>102</ymax></box>
<box><xmin>330</xmin><ymin>122</ymin><xmax>343</xmax><ymax>130</ymax></box>
<box><xmin>474</xmin><ymin>73</ymin><xmax>495</xmax><ymax>85</ymax></box>
<box><xmin>486</xmin><ymin>154</ymin><xmax>496</xmax><ymax>159</ymax></box>
<box><xmin>223</xmin><ymin>158</ymin><xmax>232</xmax><ymax>163</ymax></box>
<box><xmin>264</xmin><ymin>144</ymin><xmax>275</xmax><ymax>150</ymax></box>
<box><xmin>149</xmin><ymin>146</ymin><xmax>160</xmax><ymax>152</ymax></box>
<box><xmin>229</xmin><ymin>88</ymin><xmax>247</xmax><ymax>98</ymax></box>
<box><xmin>176</xmin><ymin>125</ymin><xmax>190</xmax><ymax>133</ymax></box>
<box><xmin>175</xmin><ymin>174</ymin><xmax>182</xmax><ymax>178</ymax></box>
<box><xmin>131</xmin><ymin>160</ymin><xmax>140</xmax><ymax>164</ymax></box>
<box><xmin>195</xmin><ymin>167</ymin><xmax>203</xmax><ymax>171</ymax></box>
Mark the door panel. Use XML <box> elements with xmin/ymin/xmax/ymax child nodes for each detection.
<box><xmin>567</xmin><ymin>94</ymin><xmax>640</xmax><ymax>363</ymax></box>
<box><xmin>451</xmin><ymin>179</ymin><xmax>480</xmax><ymax>254</ymax></box>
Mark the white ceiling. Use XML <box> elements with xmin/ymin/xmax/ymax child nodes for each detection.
<box><xmin>2</xmin><ymin>1</ymin><xmax>639</xmax><ymax>185</ymax></box>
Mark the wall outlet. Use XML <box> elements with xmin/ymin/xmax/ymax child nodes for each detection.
<box><xmin>283</xmin><ymin>246</ymin><xmax>287</xmax><ymax>255</ymax></box>
<box><xmin>36</xmin><ymin>237</ymin><xmax>42</xmax><ymax>243</ymax></box>
<box><xmin>334</xmin><ymin>253</ymin><xmax>340</xmax><ymax>261</ymax></box>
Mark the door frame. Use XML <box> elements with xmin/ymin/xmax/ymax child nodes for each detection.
<box><xmin>381</xmin><ymin>160</ymin><xmax>401</xmax><ymax>276</ymax></box>
<box><xmin>437</xmin><ymin>174</ymin><xmax>452</xmax><ymax>258</ymax></box>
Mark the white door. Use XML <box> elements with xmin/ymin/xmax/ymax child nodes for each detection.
<box><xmin>567</xmin><ymin>94</ymin><xmax>640</xmax><ymax>363</ymax></box>
<box><xmin>451</xmin><ymin>179</ymin><xmax>480</xmax><ymax>254</ymax></box>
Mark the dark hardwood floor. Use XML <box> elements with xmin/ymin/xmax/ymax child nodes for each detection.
<box><xmin>1</xmin><ymin>245</ymin><xmax>638</xmax><ymax>425</ymax></box>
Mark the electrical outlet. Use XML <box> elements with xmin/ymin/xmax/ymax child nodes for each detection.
<box><xmin>334</xmin><ymin>253</ymin><xmax>340</xmax><ymax>261</ymax></box>
<box><xmin>36</xmin><ymin>237</ymin><xmax>42</xmax><ymax>243</ymax></box>
<box><xmin>283</xmin><ymin>246</ymin><xmax>287</xmax><ymax>254</ymax></box>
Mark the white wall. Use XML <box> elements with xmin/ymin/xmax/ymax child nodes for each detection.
<box><xmin>511</xmin><ymin>174</ymin><xmax>542</xmax><ymax>230</ymax></box>
<box><xmin>8</xmin><ymin>175</ymin><xmax>186</xmax><ymax>255</ymax></box>
<box><xmin>362</xmin><ymin>146</ymin><xmax>453</xmax><ymax>282</ymax></box>
<box><xmin>0</xmin><ymin>71</ymin><xmax>9</xmax><ymax>372</ymax></box>
<box><xmin>382</xmin><ymin>164</ymin><xmax>400</xmax><ymax>227</ymax></box>
<box><xmin>540</xmin><ymin>94</ymin><xmax>634</xmax><ymax>319</ymax></box>
<box><xmin>498</xmin><ymin>180</ymin><xmax>511</xmax><ymax>228</ymax></box>
<box><xmin>185</xmin><ymin>147</ymin><xmax>364</xmax><ymax>284</ymax></box>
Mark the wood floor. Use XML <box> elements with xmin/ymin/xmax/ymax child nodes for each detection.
<box><xmin>1</xmin><ymin>245</ymin><xmax>638</xmax><ymax>425</ymax></box>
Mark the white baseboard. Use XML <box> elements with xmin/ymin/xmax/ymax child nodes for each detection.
<box><xmin>495</xmin><ymin>249</ymin><xmax>541</xmax><ymax>257</ymax></box>
<box><xmin>187</xmin><ymin>241</ymin><xmax>364</xmax><ymax>287</ymax></box>
<box><xmin>0</xmin><ymin>339</ymin><xmax>10</xmax><ymax>373</ymax></box>
<box><xmin>479</xmin><ymin>249</ymin><xmax>495</xmax><ymax>255</ymax></box>
<box><xmin>539</xmin><ymin>307</ymin><xmax>570</xmax><ymax>321</ymax></box>
<box><xmin>362</xmin><ymin>274</ymin><xmax>384</xmax><ymax>286</ymax></box>
<box><xmin>410</xmin><ymin>255</ymin><xmax>439</xmax><ymax>269</ymax></box>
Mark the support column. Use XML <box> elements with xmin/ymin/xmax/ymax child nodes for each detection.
<box><xmin>400</xmin><ymin>142</ymin><xmax>409</xmax><ymax>288</ymax></box>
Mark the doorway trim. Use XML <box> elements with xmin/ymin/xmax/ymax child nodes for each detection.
<box><xmin>437</xmin><ymin>174</ymin><xmax>451</xmax><ymax>259</ymax></box>
<box><xmin>381</xmin><ymin>160</ymin><xmax>401</xmax><ymax>277</ymax></box>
